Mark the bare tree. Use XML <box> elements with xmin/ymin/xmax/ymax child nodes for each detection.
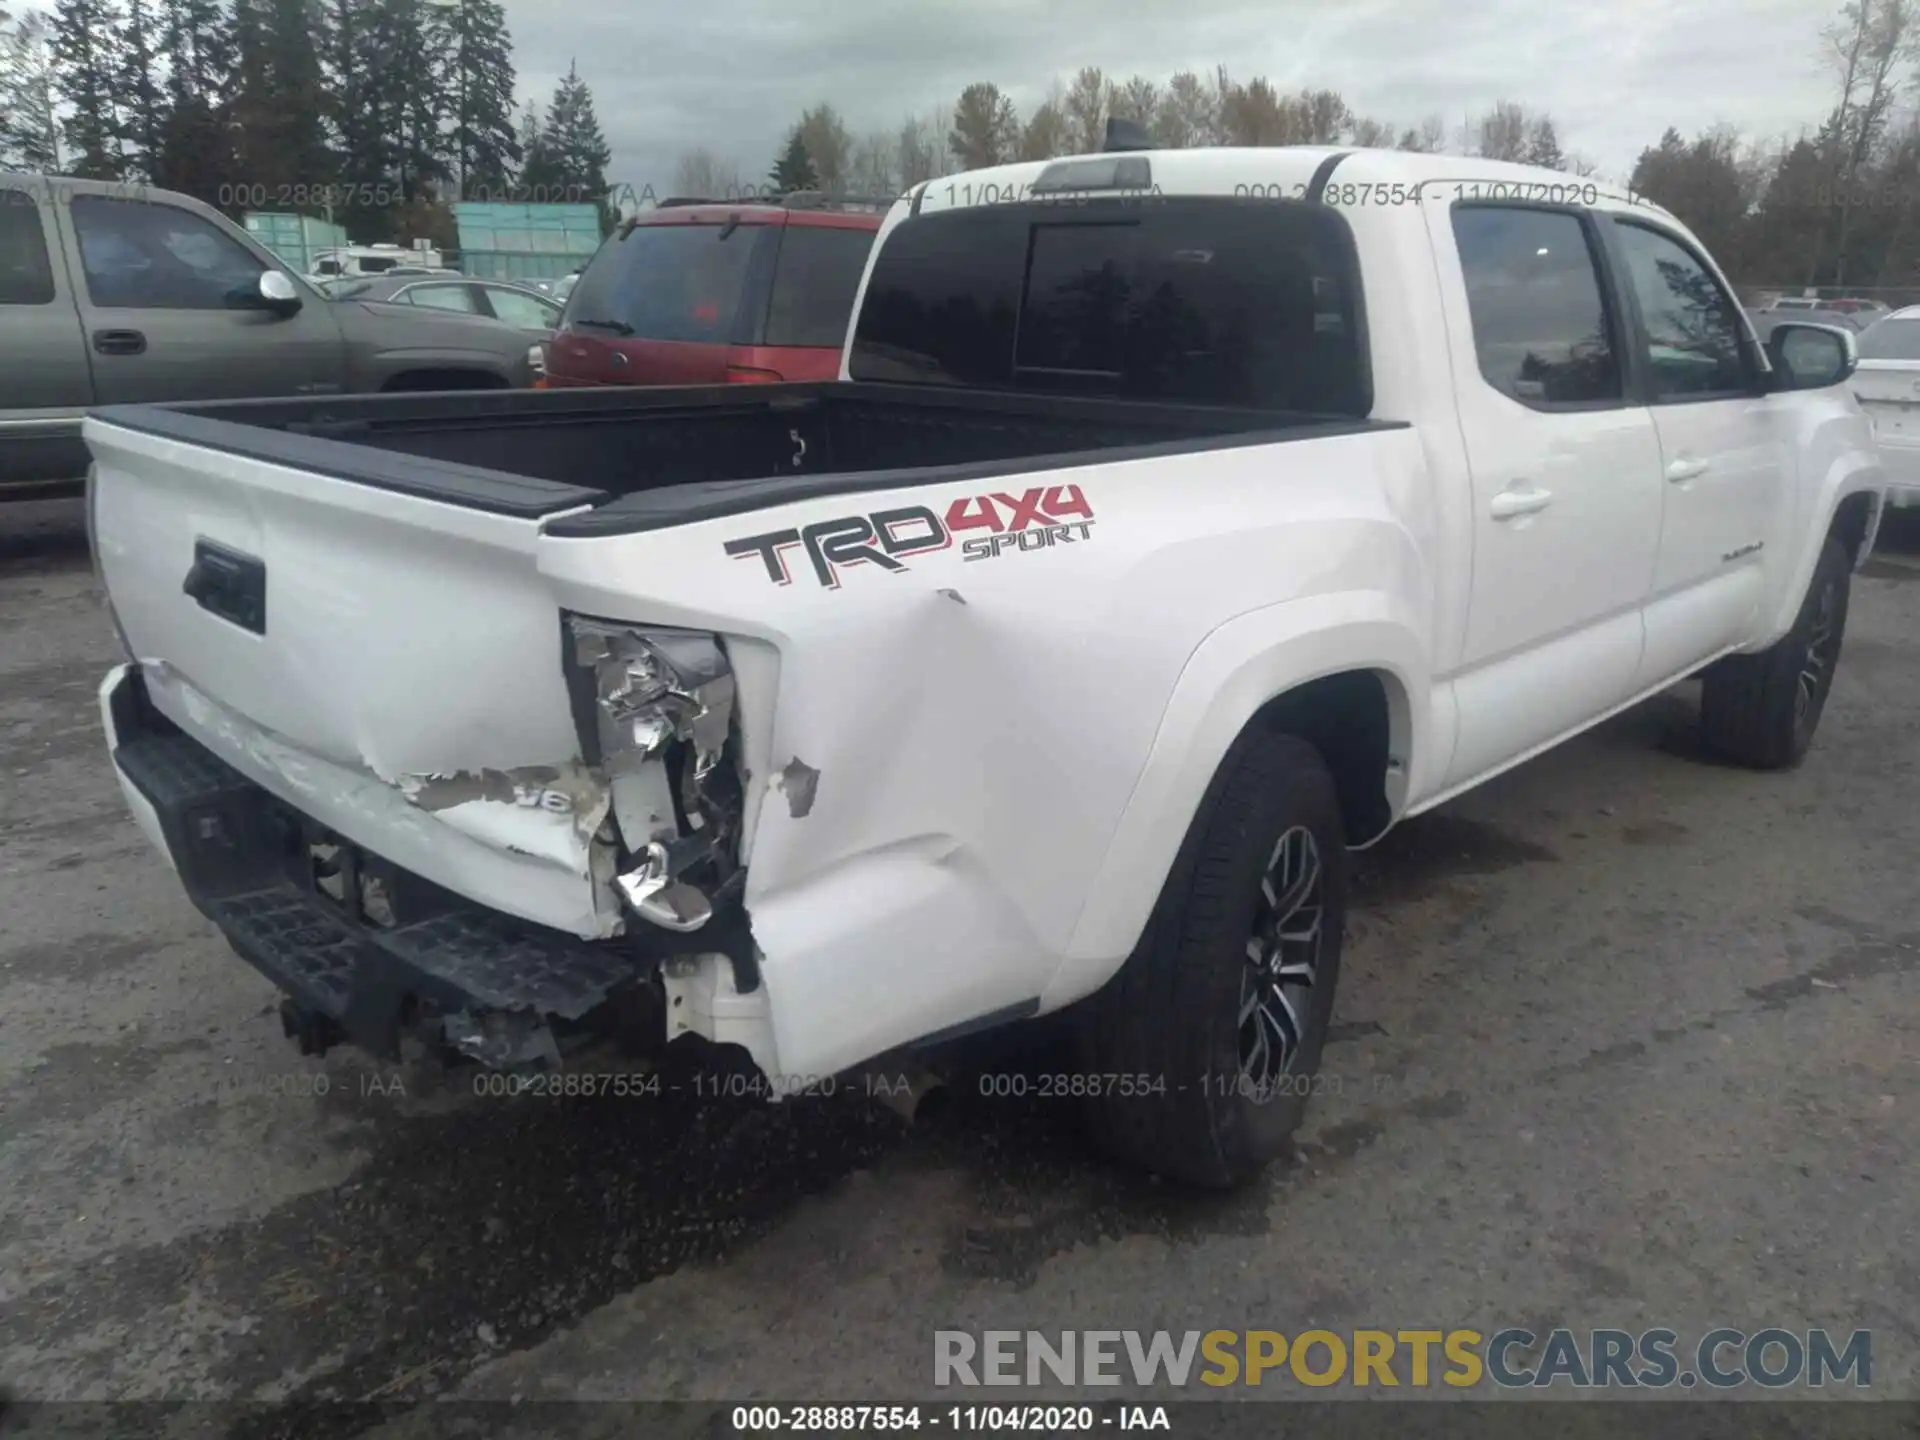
<box><xmin>1</xmin><ymin>9</ymin><xmax>62</xmax><ymax>170</ymax></box>
<box><xmin>1297</xmin><ymin>89</ymin><xmax>1350</xmax><ymax>144</ymax></box>
<box><xmin>672</xmin><ymin>147</ymin><xmax>744</xmax><ymax>199</ymax></box>
<box><xmin>1820</xmin><ymin>0</ymin><xmax>1914</xmax><ymax>283</ymax></box>
<box><xmin>846</xmin><ymin>130</ymin><xmax>897</xmax><ymax>197</ymax></box>
<box><xmin>1349</xmin><ymin>115</ymin><xmax>1394</xmax><ymax>148</ymax></box>
<box><xmin>1476</xmin><ymin>100</ymin><xmax>1530</xmax><ymax>161</ymax></box>
<box><xmin>1397</xmin><ymin>115</ymin><xmax>1447</xmax><ymax>153</ymax></box>
<box><xmin>1063</xmin><ymin>65</ymin><xmax>1110</xmax><ymax>152</ymax></box>
<box><xmin>894</xmin><ymin>112</ymin><xmax>940</xmax><ymax>188</ymax></box>
<box><xmin>1155</xmin><ymin>69</ymin><xmax>1220</xmax><ymax>147</ymax></box>
<box><xmin>1020</xmin><ymin>79</ymin><xmax>1070</xmax><ymax>161</ymax></box>
<box><xmin>1112</xmin><ymin>74</ymin><xmax>1160</xmax><ymax>131</ymax></box>
<box><xmin>1218</xmin><ymin>71</ymin><xmax>1289</xmax><ymax>144</ymax></box>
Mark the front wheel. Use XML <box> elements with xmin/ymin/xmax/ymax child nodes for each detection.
<box><xmin>1075</xmin><ymin>732</ymin><xmax>1347</xmax><ymax>1188</ymax></box>
<box><xmin>1699</xmin><ymin>535</ymin><xmax>1852</xmax><ymax>769</ymax></box>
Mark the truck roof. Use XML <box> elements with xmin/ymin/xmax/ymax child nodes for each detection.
<box><xmin>901</xmin><ymin>146</ymin><xmax>1671</xmax><ymax>224</ymax></box>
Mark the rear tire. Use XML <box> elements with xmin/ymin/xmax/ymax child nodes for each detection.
<box><xmin>1699</xmin><ymin>536</ymin><xmax>1851</xmax><ymax>769</ymax></box>
<box><xmin>1076</xmin><ymin>732</ymin><xmax>1347</xmax><ymax>1188</ymax></box>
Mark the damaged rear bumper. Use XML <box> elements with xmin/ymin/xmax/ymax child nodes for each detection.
<box><xmin>101</xmin><ymin>662</ymin><xmax>676</xmax><ymax>1067</ymax></box>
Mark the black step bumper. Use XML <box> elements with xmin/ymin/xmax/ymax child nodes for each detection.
<box><xmin>107</xmin><ymin>669</ymin><xmax>648</xmax><ymax>1066</ymax></box>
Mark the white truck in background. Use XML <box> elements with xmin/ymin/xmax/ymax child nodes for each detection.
<box><xmin>86</xmin><ymin>144</ymin><xmax>1882</xmax><ymax>1187</ymax></box>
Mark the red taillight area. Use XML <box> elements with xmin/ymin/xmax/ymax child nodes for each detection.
<box><xmin>726</xmin><ymin>366</ymin><xmax>784</xmax><ymax>384</ymax></box>
<box><xmin>693</xmin><ymin>301</ymin><xmax>720</xmax><ymax>322</ymax></box>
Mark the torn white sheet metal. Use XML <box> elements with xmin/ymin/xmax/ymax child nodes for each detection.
<box><xmin>142</xmin><ymin>662</ymin><xmax>616</xmax><ymax>939</ymax></box>
<box><xmin>569</xmin><ymin>619</ymin><xmax>744</xmax><ymax>933</ymax></box>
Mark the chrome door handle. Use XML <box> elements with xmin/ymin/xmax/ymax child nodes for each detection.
<box><xmin>1666</xmin><ymin>458</ymin><xmax>1710</xmax><ymax>483</ymax></box>
<box><xmin>1490</xmin><ymin>487</ymin><xmax>1554</xmax><ymax>520</ymax></box>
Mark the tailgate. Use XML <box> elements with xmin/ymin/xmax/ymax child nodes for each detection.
<box><xmin>1852</xmin><ymin>360</ymin><xmax>1920</xmax><ymax>439</ymax></box>
<box><xmin>86</xmin><ymin>416</ymin><xmax>616</xmax><ymax>936</ymax></box>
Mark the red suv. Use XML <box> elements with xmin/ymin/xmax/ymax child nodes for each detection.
<box><xmin>542</xmin><ymin>195</ymin><xmax>885</xmax><ymax>388</ymax></box>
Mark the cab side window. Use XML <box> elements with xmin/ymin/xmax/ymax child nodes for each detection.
<box><xmin>1451</xmin><ymin>205</ymin><xmax>1622</xmax><ymax>408</ymax></box>
<box><xmin>72</xmin><ymin>195</ymin><xmax>266</xmax><ymax>310</ymax></box>
<box><xmin>1609</xmin><ymin>220</ymin><xmax>1751</xmax><ymax>400</ymax></box>
<box><xmin>405</xmin><ymin>284</ymin><xmax>480</xmax><ymax>313</ymax></box>
<box><xmin>0</xmin><ymin>191</ymin><xmax>57</xmax><ymax>305</ymax></box>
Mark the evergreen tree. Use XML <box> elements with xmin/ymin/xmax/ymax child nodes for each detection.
<box><xmin>324</xmin><ymin>0</ymin><xmax>394</xmax><ymax>228</ymax></box>
<box><xmin>228</xmin><ymin>0</ymin><xmax>331</xmax><ymax>205</ymax></box>
<box><xmin>50</xmin><ymin>0</ymin><xmax>124</xmax><ymax>177</ymax></box>
<box><xmin>539</xmin><ymin>60</ymin><xmax>609</xmax><ymax>226</ymax></box>
<box><xmin>768</xmin><ymin>126</ymin><xmax>816</xmax><ymax>193</ymax></box>
<box><xmin>113</xmin><ymin>0</ymin><xmax>165</xmax><ymax>179</ymax></box>
<box><xmin>366</xmin><ymin>0</ymin><xmax>447</xmax><ymax>204</ymax></box>
<box><xmin>429</xmin><ymin>0</ymin><xmax>517</xmax><ymax>198</ymax></box>
<box><xmin>1523</xmin><ymin>115</ymin><xmax>1566</xmax><ymax>170</ymax></box>
<box><xmin>517</xmin><ymin>92</ymin><xmax>558</xmax><ymax>191</ymax></box>
<box><xmin>150</xmin><ymin>0</ymin><xmax>226</xmax><ymax>197</ymax></box>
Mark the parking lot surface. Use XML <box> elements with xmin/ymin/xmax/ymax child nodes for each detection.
<box><xmin>2</xmin><ymin>498</ymin><xmax>1917</xmax><ymax>1424</ymax></box>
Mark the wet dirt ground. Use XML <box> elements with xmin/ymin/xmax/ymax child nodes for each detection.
<box><xmin>2</xmin><ymin>498</ymin><xmax>1916</xmax><ymax>1433</ymax></box>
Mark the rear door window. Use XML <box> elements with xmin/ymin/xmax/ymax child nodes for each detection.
<box><xmin>849</xmin><ymin>197</ymin><xmax>1369</xmax><ymax>414</ymax></box>
<box><xmin>764</xmin><ymin>225</ymin><xmax>877</xmax><ymax>347</ymax></box>
<box><xmin>0</xmin><ymin>191</ymin><xmax>57</xmax><ymax>304</ymax></box>
<box><xmin>566</xmin><ymin>221</ymin><xmax>767</xmax><ymax>343</ymax></box>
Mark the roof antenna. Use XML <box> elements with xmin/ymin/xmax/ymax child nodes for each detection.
<box><xmin>1103</xmin><ymin>116</ymin><xmax>1155</xmax><ymax>152</ymax></box>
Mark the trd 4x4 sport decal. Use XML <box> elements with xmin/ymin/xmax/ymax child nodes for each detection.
<box><xmin>724</xmin><ymin>484</ymin><xmax>1096</xmax><ymax>589</ymax></box>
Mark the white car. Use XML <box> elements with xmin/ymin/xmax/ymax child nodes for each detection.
<box><xmin>84</xmin><ymin>146</ymin><xmax>1882</xmax><ymax>1187</ymax></box>
<box><xmin>1851</xmin><ymin>307</ymin><xmax>1920</xmax><ymax>507</ymax></box>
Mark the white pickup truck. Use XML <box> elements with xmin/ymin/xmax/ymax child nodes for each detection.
<box><xmin>87</xmin><ymin>145</ymin><xmax>1882</xmax><ymax>1187</ymax></box>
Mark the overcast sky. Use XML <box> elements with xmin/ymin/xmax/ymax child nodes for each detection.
<box><xmin>497</xmin><ymin>0</ymin><xmax>1839</xmax><ymax>191</ymax></box>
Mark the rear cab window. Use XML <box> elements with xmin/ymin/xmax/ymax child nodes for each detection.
<box><xmin>848</xmin><ymin>196</ymin><xmax>1370</xmax><ymax>415</ymax></box>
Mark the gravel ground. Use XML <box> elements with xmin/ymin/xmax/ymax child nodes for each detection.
<box><xmin>1</xmin><ymin>496</ymin><xmax>1916</xmax><ymax>1435</ymax></box>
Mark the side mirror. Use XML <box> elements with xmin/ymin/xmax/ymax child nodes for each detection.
<box><xmin>256</xmin><ymin>270</ymin><xmax>304</xmax><ymax>315</ymax></box>
<box><xmin>1765</xmin><ymin>323</ymin><xmax>1856</xmax><ymax>391</ymax></box>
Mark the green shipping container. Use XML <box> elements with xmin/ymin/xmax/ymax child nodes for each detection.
<box><xmin>453</xmin><ymin>202</ymin><xmax>603</xmax><ymax>281</ymax></box>
<box><xmin>244</xmin><ymin>212</ymin><xmax>351</xmax><ymax>273</ymax></box>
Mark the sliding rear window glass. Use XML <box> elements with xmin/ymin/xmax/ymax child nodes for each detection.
<box><xmin>849</xmin><ymin>197</ymin><xmax>1369</xmax><ymax>415</ymax></box>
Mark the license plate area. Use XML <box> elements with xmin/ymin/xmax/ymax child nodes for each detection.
<box><xmin>258</xmin><ymin>801</ymin><xmax>459</xmax><ymax>933</ymax></box>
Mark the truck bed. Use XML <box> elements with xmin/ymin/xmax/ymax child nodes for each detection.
<box><xmin>88</xmin><ymin>382</ymin><xmax>1393</xmax><ymax>536</ymax></box>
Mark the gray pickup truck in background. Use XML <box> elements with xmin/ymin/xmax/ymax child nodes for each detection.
<box><xmin>1</xmin><ymin>173</ymin><xmax>545</xmax><ymax>501</ymax></box>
